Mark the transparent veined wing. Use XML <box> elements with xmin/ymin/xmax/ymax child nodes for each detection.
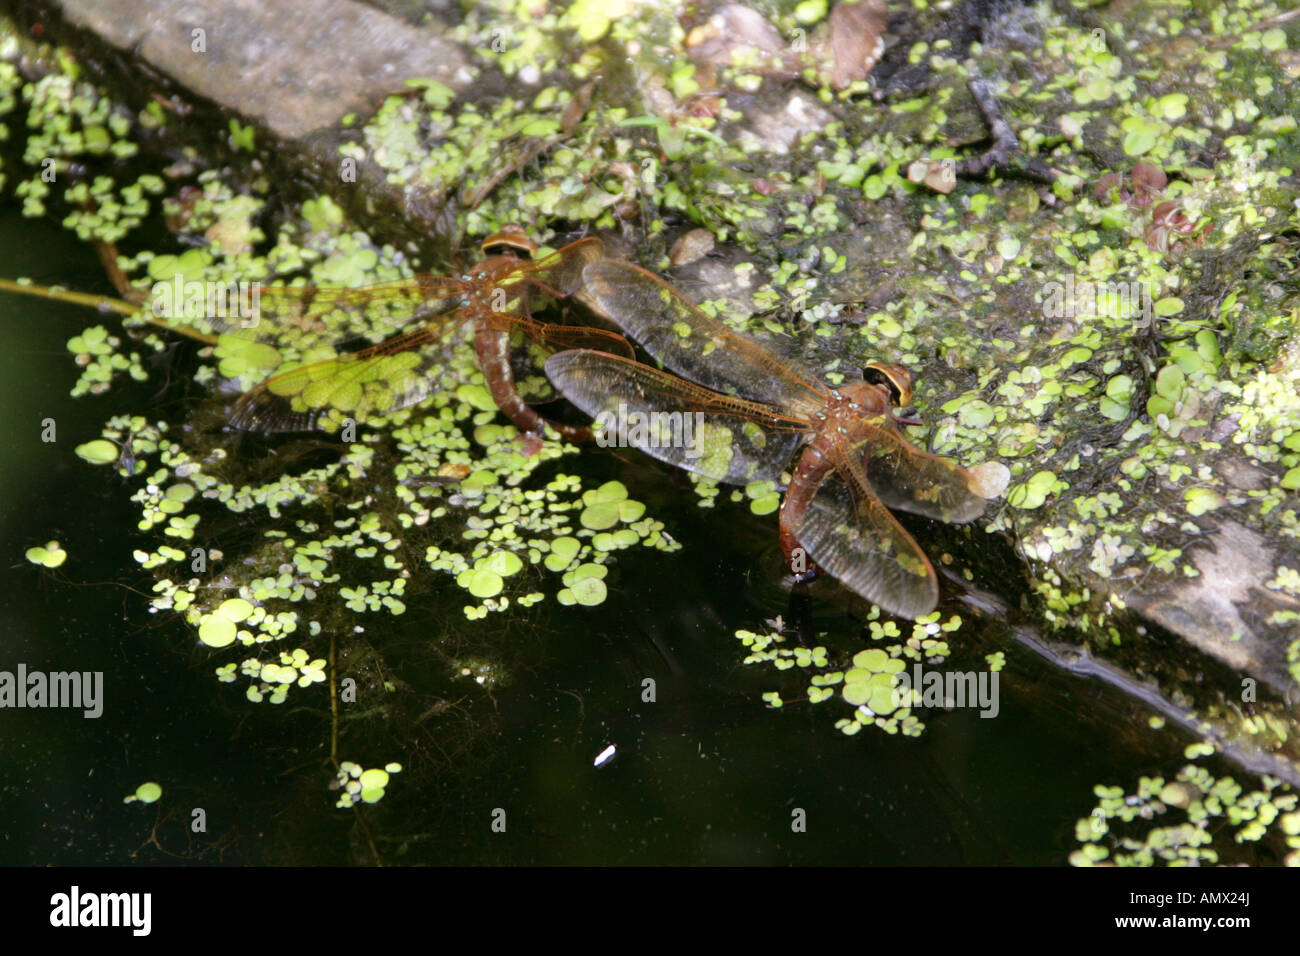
<box><xmin>545</xmin><ymin>349</ymin><xmax>810</xmax><ymax>485</ymax></box>
<box><xmin>578</xmin><ymin>259</ymin><xmax>828</xmax><ymax>418</ymax></box>
<box><xmin>229</xmin><ymin>321</ymin><xmax>456</xmax><ymax>431</ymax></box>
<box><xmin>843</xmin><ymin>420</ymin><xmax>988</xmax><ymax>523</ymax></box>
<box><xmin>796</xmin><ymin>449</ymin><xmax>939</xmax><ymax>618</ymax></box>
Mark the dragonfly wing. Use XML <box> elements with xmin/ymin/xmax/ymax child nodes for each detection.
<box><xmin>230</xmin><ymin>325</ymin><xmax>449</xmax><ymax>431</ymax></box>
<box><xmin>579</xmin><ymin>258</ymin><xmax>827</xmax><ymax>416</ymax></box>
<box><xmin>545</xmin><ymin>349</ymin><xmax>808</xmax><ymax>485</ymax></box>
<box><xmin>523</xmin><ymin>237</ymin><xmax>607</xmax><ymax>298</ymax></box>
<box><xmin>229</xmin><ymin>277</ymin><xmax>466</xmax><ymax>342</ymax></box>
<box><xmin>849</xmin><ymin>422</ymin><xmax>987</xmax><ymax>523</ymax></box>
<box><xmin>512</xmin><ymin>317</ymin><xmax>635</xmax><ymax>360</ymax></box>
<box><xmin>797</xmin><ymin>452</ymin><xmax>939</xmax><ymax>618</ymax></box>
<box><xmin>482</xmin><ymin>239</ymin><xmax>635</xmax><ymax>362</ymax></box>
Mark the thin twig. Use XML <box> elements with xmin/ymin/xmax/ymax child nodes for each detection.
<box><xmin>956</xmin><ymin>74</ymin><xmax>1057</xmax><ymax>184</ymax></box>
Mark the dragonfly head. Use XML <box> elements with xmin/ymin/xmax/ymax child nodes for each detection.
<box><xmin>864</xmin><ymin>363</ymin><xmax>922</xmax><ymax>426</ymax></box>
<box><xmin>479</xmin><ymin>225</ymin><xmax>539</xmax><ymax>260</ymax></box>
<box><xmin>863</xmin><ymin>363</ymin><xmax>913</xmax><ymax>406</ymax></box>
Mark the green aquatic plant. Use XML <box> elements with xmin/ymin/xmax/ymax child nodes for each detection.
<box><xmin>124</xmin><ymin>782</ymin><xmax>162</xmax><ymax>805</ymax></box>
<box><xmin>1072</xmin><ymin>754</ymin><xmax>1299</xmax><ymax>866</ymax></box>
<box><xmin>739</xmin><ymin>611</ymin><xmax>974</xmax><ymax>738</ymax></box>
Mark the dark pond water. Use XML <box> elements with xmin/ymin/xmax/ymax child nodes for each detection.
<box><xmin>0</xmin><ymin>208</ymin><xmax>1199</xmax><ymax>865</ymax></box>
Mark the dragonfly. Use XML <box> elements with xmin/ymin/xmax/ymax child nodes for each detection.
<box><xmin>545</xmin><ymin>258</ymin><xmax>988</xmax><ymax>618</ymax></box>
<box><xmin>226</xmin><ymin>226</ymin><xmax>633</xmax><ymax>438</ymax></box>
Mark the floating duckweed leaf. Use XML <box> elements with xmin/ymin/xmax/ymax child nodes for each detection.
<box><xmin>1060</xmin><ymin>347</ymin><xmax>1093</xmax><ymax>369</ymax></box>
<box><xmin>359</xmin><ymin>768</ymin><xmax>389</xmax><ymax>790</ymax></box>
<box><xmin>459</xmin><ymin>469</ymin><xmax>498</xmax><ymax>497</ymax></box>
<box><xmin>853</xmin><ymin>648</ymin><xmax>891</xmax><ymax>671</ymax></box>
<box><xmin>1156</xmin><ymin>93</ymin><xmax>1187</xmax><ymax>121</ymax></box>
<box><xmin>164</xmin><ymin>484</ymin><xmax>196</xmax><ymax>503</ymax></box>
<box><xmin>583</xmin><ymin>480</ymin><xmax>628</xmax><ymax>505</ymax></box>
<box><xmin>1122</xmin><ymin>123</ymin><xmax>1158</xmax><ymax>157</ymax></box>
<box><xmin>455</xmin><ymin>383</ymin><xmax>498</xmax><ymax>412</ymax></box>
<box><xmin>842</xmin><ymin>678</ymin><xmax>871</xmax><ymax>707</ymax></box>
<box><xmin>559</xmin><ymin>562</ymin><xmax>609</xmax><ymax>606</ymax></box>
<box><xmin>618</xmin><ymin>499</ymin><xmax>646</xmax><ymax>522</ymax></box>
<box><xmin>1159</xmin><ymin>782</ymin><xmax>1191</xmax><ymax>808</ymax></box>
<box><xmin>1282</xmin><ymin>467</ymin><xmax>1300</xmax><ymax>491</ymax></box>
<box><xmin>843</xmin><ymin>667</ymin><xmax>871</xmax><ymax>686</ymax></box>
<box><xmin>479</xmin><ymin>551</ymin><xmax>524</xmax><ymax>576</ymax></box>
<box><xmin>1155</xmin><ymin>365</ymin><xmax>1186</xmax><ymax>401</ymax></box>
<box><xmin>958</xmin><ymin>400</ymin><xmax>995</xmax><ymax>428</ymax></box>
<box><xmin>580</xmin><ymin>502</ymin><xmax>621</xmax><ymax>530</ymax></box>
<box><xmin>544</xmin><ymin>537</ymin><xmax>581</xmax><ymax>571</ymax></box>
<box><xmin>565</xmin><ymin>576</ymin><xmax>607</xmax><ymax>606</ymax></box>
<box><xmin>564</xmin><ymin>0</ymin><xmax>631</xmax><ymax>42</ymax></box>
<box><xmin>68</xmin><ymin>325</ymin><xmax>112</xmax><ymax>355</ymax></box>
<box><xmin>459</xmin><ymin>568</ymin><xmax>504</xmax><ymax>598</ymax></box>
<box><xmin>26</xmin><ymin>540</ymin><xmax>67</xmax><ymax>568</ymax></box>
<box><xmin>1153</xmin><ymin>296</ymin><xmax>1184</xmax><ymax>317</ymax></box>
<box><xmin>217</xmin><ymin>598</ymin><xmax>254</xmax><ymax>622</ymax></box>
<box><xmin>1100</xmin><ymin>376</ymin><xmax>1134</xmax><ymax>420</ymax></box>
<box><xmin>866</xmin><ymin>682</ymin><xmax>898</xmax><ymax>715</ymax></box>
<box><xmin>75</xmin><ymin>440</ymin><xmax>119</xmax><ymax>465</ymax></box>
<box><xmin>215</xmin><ymin>335</ymin><xmax>283</xmax><ymax>377</ymax></box>
<box><xmin>474</xmin><ymin>424</ymin><xmax>506</xmax><ymax>446</ymax></box>
<box><xmin>1146</xmin><ymin>395</ymin><xmax>1174</xmax><ymax>418</ymax></box>
<box><xmin>198</xmin><ymin>613</ymin><xmax>237</xmax><ymax>648</ymax></box>
<box><xmin>1184</xmin><ymin>488</ymin><xmax>1223</xmax><ymax>516</ymax></box>
<box><xmin>1007</xmin><ymin>470</ymin><xmax>1062</xmax><ymax>509</ymax></box>
<box><xmin>133</xmin><ymin>782</ymin><xmax>162</xmax><ymax>804</ymax></box>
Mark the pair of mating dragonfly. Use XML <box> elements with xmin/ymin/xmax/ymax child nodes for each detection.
<box><xmin>228</xmin><ymin>228</ymin><xmax>987</xmax><ymax>618</ymax></box>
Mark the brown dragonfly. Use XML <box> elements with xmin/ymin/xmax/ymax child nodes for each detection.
<box><xmin>227</xmin><ymin>227</ymin><xmax>632</xmax><ymax>438</ymax></box>
<box><xmin>545</xmin><ymin>259</ymin><xmax>988</xmax><ymax>618</ymax></box>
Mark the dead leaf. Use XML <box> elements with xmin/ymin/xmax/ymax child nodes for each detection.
<box><xmin>828</xmin><ymin>0</ymin><xmax>888</xmax><ymax>90</ymax></box>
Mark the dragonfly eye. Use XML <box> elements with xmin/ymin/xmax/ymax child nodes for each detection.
<box><xmin>862</xmin><ymin>363</ymin><xmax>914</xmax><ymax>407</ymax></box>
